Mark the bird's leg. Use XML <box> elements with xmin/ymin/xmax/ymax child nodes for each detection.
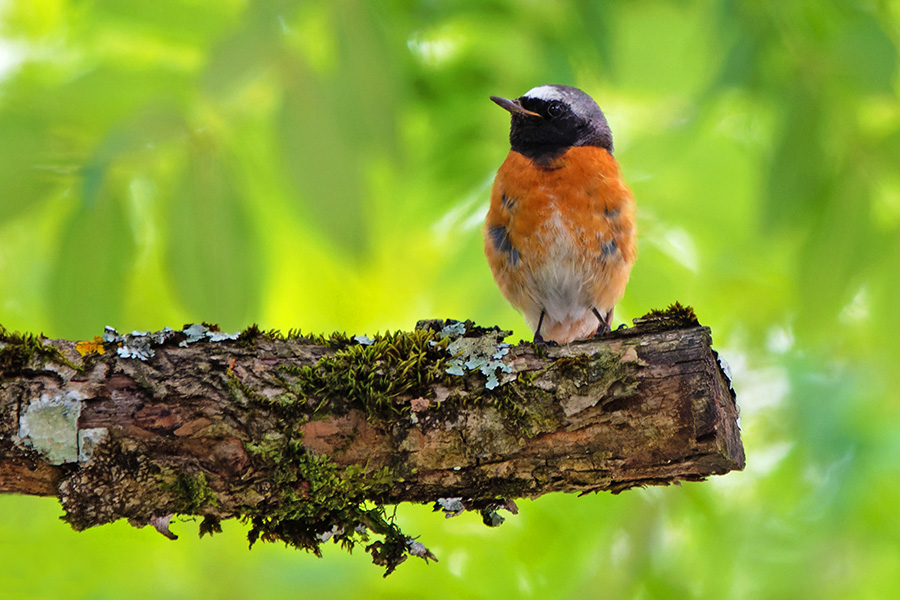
<box><xmin>533</xmin><ymin>310</ymin><xmax>547</xmax><ymax>344</ymax></box>
<box><xmin>592</xmin><ymin>307</ymin><xmax>612</xmax><ymax>337</ymax></box>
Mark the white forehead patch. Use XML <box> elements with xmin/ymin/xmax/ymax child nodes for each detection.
<box><xmin>523</xmin><ymin>85</ymin><xmax>565</xmax><ymax>102</ymax></box>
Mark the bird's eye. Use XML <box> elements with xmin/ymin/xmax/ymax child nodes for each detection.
<box><xmin>547</xmin><ymin>102</ymin><xmax>564</xmax><ymax>117</ymax></box>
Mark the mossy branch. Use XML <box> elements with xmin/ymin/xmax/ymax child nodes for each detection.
<box><xmin>0</xmin><ymin>305</ymin><xmax>743</xmax><ymax>575</ymax></box>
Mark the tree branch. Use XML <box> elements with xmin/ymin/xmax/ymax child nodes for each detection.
<box><xmin>0</xmin><ymin>304</ymin><xmax>743</xmax><ymax>574</ymax></box>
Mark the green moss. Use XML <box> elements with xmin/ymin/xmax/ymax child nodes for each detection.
<box><xmin>276</xmin><ymin>329</ymin><xmax>452</xmax><ymax>420</ymax></box>
<box><xmin>483</xmin><ymin>380</ymin><xmax>542</xmax><ymax>434</ymax></box>
<box><xmin>0</xmin><ymin>324</ymin><xmax>80</xmax><ymax>375</ymax></box>
<box><xmin>242</xmin><ymin>430</ymin><xmax>415</xmax><ymax>576</ymax></box>
<box><xmin>225</xmin><ymin>368</ymin><xmax>267</xmax><ymax>404</ymax></box>
<box><xmin>199</xmin><ymin>514</ymin><xmax>223</xmax><ymax>537</ymax></box>
<box><xmin>434</xmin><ymin>368</ymin><xmax>558</xmax><ymax>438</ymax></box>
<box><xmin>238</xmin><ymin>323</ymin><xmax>358</xmax><ymax>350</ymax></box>
<box><xmin>639</xmin><ymin>302</ymin><xmax>699</xmax><ymax>327</ymax></box>
<box><xmin>553</xmin><ymin>352</ymin><xmax>624</xmax><ymax>386</ymax></box>
<box><xmin>236</xmin><ymin>323</ymin><xmax>267</xmax><ymax>343</ymax></box>
<box><xmin>163</xmin><ymin>471</ymin><xmax>219</xmax><ymax>514</ymax></box>
<box><xmin>554</xmin><ymin>347</ymin><xmax>638</xmax><ymax>399</ymax></box>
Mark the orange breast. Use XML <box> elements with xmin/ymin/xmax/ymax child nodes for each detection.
<box><xmin>484</xmin><ymin>146</ymin><xmax>636</xmax><ymax>342</ymax></box>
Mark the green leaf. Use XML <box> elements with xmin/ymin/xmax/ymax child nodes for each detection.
<box><xmin>164</xmin><ymin>141</ymin><xmax>261</xmax><ymax>329</ymax></box>
<box><xmin>832</xmin><ymin>14</ymin><xmax>898</xmax><ymax>95</ymax></box>
<box><xmin>48</xmin><ymin>183</ymin><xmax>136</xmax><ymax>337</ymax></box>
<box><xmin>764</xmin><ymin>96</ymin><xmax>828</xmax><ymax>233</ymax></box>
<box><xmin>201</xmin><ymin>2</ymin><xmax>284</xmax><ymax>98</ymax></box>
<box><xmin>0</xmin><ymin>116</ymin><xmax>57</xmax><ymax>222</ymax></box>
<box><xmin>276</xmin><ymin>2</ymin><xmax>402</xmax><ymax>258</ymax></box>
<box><xmin>277</xmin><ymin>79</ymin><xmax>368</xmax><ymax>258</ymax></box>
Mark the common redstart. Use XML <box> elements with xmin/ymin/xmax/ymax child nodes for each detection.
<box><xmin>484</xmin><ymin>84</ymin><xmax>636</xmax><ymax>344</ymax></box>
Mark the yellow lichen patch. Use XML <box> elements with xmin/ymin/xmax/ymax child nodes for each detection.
<box><xmin>76</xmin><ymin>337</ymin><xmax>106</xmax><ymax>356</ymax></box>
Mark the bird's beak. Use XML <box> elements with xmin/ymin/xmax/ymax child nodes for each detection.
<box><xmin>490</xmin><ymin>96</ymin><xmax>541</xmax><ymax>117</ymax></box>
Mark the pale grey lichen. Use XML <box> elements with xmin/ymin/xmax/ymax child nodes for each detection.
<box><xmin>149</xmin><ymin>514</ymin><xmax>178</xmax><ymax>540</ymax></box>
<box><xmin>354</xmin><ymin>334</ymin><xmax>374</xmax><ymax>346</ymax></box>
<box><xmin>18</xmin><ymin>392</ymin><xmax>83</xmax><ymax>465</ymax></box>
<box><xmin>150</xmin><ymin>327</ymin><xmax>176</xmax><ymax>344</ymax></box>
<box><xmin>443</xmin><ymin>328</ymin><xmax>513</xmax><ymax>390</ymax></box>
<box><xmin>436</xmin><ymin>497</ymin><xmax>466</xmax><ymax>517</ymax></box>
<box><xmin>407</xmin><ymin>539</ymin><xmax>437</xmax><ymax>563</ymax></box>
<box><xmin>104</xmin><ymin>327</ymin><xmax>158</xmax><ymax>361</ymax></box>
<box><xmin>208</xmin><ymin>331</ymin><xmax>240</xmax><ymax>342</ymax></box>
<box><xmin>717</xmin><ymin>354</ymin><xmax>734</xmax><ymax>392</ymax></box>
<box><xmin>117</xmin><ymin>333</ymin><xmax>155</xmax><ymax>361</ymax></box>
<box><xmin>180</xmin><ymin>323</ymin><xmax>208</xmax><ymax>345</ymax></box>
<box><xmin>180</xmin><ymin>323</ymin><xmax>239</xmax><ymax>345</ymax></box>
<box><xmin>102</xmin><ymin>324</ymin><xmax>238</xmax><ymax>359</ymax></box>
<box><xmin>439</xmin><ymin>321</ymin><xmax>467</xmax><ymax>338</ymax></box>
<box><xmin>77</xmin><ymin>427</ymin><xmax>109</xmax><ymax>463</ymax></box>
<box><xmin>316</xmin><ymin>525</ymin><xmax>344</xmax><ymax>542</ymax></box>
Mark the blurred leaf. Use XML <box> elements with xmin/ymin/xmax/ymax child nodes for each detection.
<box><xmin>201</xmin><ymin>0</ymin><xmax>287</xmax><ymax>98</ymax></box>
<box><xmin>0</xmin><ymin>115</ymin><xmax>57</xmax><ymax>222</ymax></box>
<box><xmin>83</xmin><ymin>106</ymin><xmax>187</xmax><ymax>207</ymax></box>
<box><xmin>832</xmin><ymin>13</ymin><xmax>897</xmax><ymax>95</ymax></box>
<box><xmin>12</xmin><ymin>66</ymin><xmax>189</xmax><ymax>135</ymax></box>
<box><xmin>89</xmin><ymin>0</ymin><xmax>238</xmax><ymax>46</ymax></box>
<box><xmin>278</xmin><ymin>76</ymin><xmax>369</xmax><ymax>257</ymax></box>
<box><xmin>764</xmin><ymin>96</ymin><xmax>828</xmax><ymax>233</ymax></box>
<box><xmin>165</xmin><ymin>139</ymin><xmax>262</xmax><ymax>329</ymax></box>
<box><xmin>609</xmin><ymin>2</ymin><xmax>715</xmax><ymax>93</ymax></box>
<box><xmin>796</xmin><ymin>170</ymin><xmax>880</xmax><ymax>336</ymax></box>
<box><xmin>276</xmin><ymin>2</ymin><xmax>401</xmax><ymax>259</ymax></box>
<box><xmin>48</xmin><ymin>182</ymin><xmax>135</xmax><ymax>336</ymax></box>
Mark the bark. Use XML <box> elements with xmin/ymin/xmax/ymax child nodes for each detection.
<box><xmin>0</xmin><ymin>305</ymin><xmax>743</xmax><ymax>573</ymax></box>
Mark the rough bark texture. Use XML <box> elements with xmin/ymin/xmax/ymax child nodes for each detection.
<box><xmin>0</xmin><ymin>305</ymin><xmax>743</xmax><ymax>573</ymax></box>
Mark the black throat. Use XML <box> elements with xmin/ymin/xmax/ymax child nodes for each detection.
<box><xmin>507</xmin><ymin>97</ymin><xmax>613</xmax><ymax>164</ymax></box>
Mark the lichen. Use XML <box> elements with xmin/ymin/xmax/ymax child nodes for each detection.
<box><xmin>97</xmin><ymin>324</ymin><xmax>241</xmax><ymax>362</ymax></box>
<box><xmin>77</xmin><ymin>427</ymin><xmax>109</xmax><ymax>463</ymax></box>
<box><xmin>18</xmin><ymin>392</ymin><xmax>83</xmax><ymax>465</ymax></box>
<box><xmin>444</xmin><ymin>330</ymin><xmax>513</xmax><ymax>389</ymax></box>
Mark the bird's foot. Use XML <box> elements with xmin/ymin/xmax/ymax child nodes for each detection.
<box><xmin>591</xmin><ymin>307</ymin><xmax>613</xmax><ymax>338</ymax></box>
<box><xmin>532</xmin><ymin>332</ymin><xmax>557</xmax><ymax>347</ymax></box>
<box><xmin>592</xmin><ymin>322</ymin><xmax>612</xmax><ymax>338</ymax></box>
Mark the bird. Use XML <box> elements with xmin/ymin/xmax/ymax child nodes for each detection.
<box><xmin>484</xmin><ymin>84</ymin><xmax>636</xmax><ymax>344</ymax></box>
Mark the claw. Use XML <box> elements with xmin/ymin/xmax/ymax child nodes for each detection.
<box><xmin>592</xmin><ymin>324</ymin><xmax>611</xmax><ymax>338</ymax></box>
<box><xmin>532</xmin><ymin>332</ymin><xmax>557</xmax><ymax>347</ymax></box>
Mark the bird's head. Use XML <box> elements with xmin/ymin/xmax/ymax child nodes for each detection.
<box><xmin>490</xmin><ymin>84</ymin><xmax>613</xmax><ymax>161</ymax></box>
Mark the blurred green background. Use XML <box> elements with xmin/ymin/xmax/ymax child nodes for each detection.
<box><xmin>2</xmin><ymin>0</ymin><xmax>899</xmax><ymax>598</ymax></box>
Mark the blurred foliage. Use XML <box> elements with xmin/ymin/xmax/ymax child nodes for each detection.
<box><xmin>1</xmin><ymin>0</ymin><xmax>899</xmax><ymax>598</ymax></box>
